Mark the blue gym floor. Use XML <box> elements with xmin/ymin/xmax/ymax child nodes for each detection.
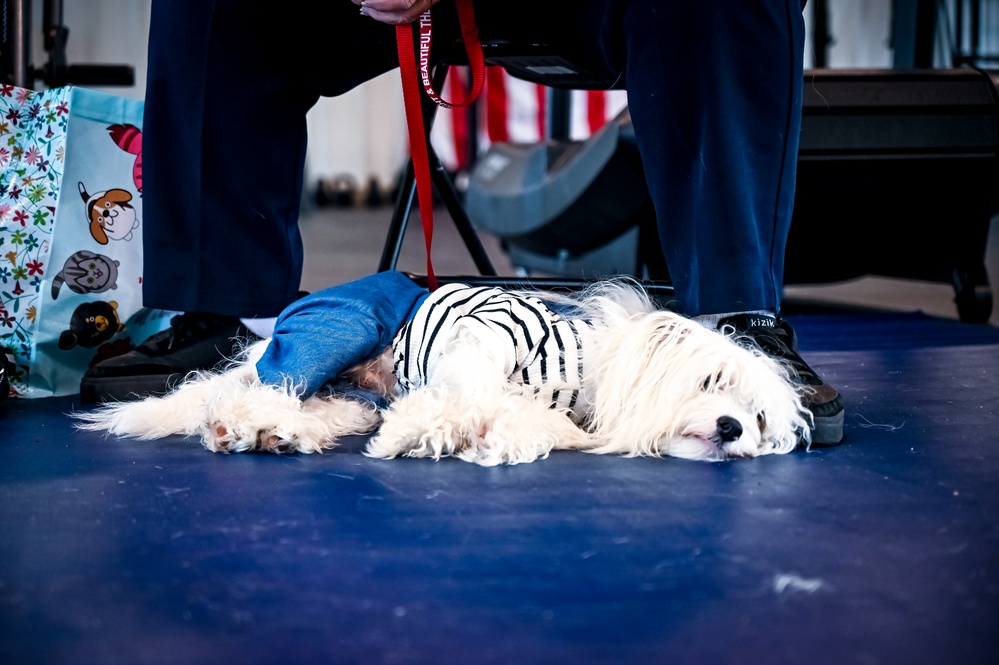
<box><xmin>2</xmin><ymin>307</ymin><xmax>997</xmax><ymax>664</ymax></box>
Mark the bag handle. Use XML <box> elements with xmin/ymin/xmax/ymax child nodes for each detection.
<box><xmin>396</xmin><ymin>0</ymin><xmax>484</xmax><ymax>290</ymax></box>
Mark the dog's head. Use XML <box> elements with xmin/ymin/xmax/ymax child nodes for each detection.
<box><xmin>585</xmin><ymin>311</ymin><xmax>811</xmax><ymax>461</ymax></box>
<box><xmin>653</xmin><ymin>362</ymin><xmax>808</xmax><ymax>461</ymax></box>
<box><xmin>79</xmin><ymin>182</ymin><xmax>136</xmax><ymax>244</ymax></box>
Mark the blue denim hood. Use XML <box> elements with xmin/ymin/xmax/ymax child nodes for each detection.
<box><xmin>255</xmin><ymin>271</ymin><xmax>428</xmax><ymax>397</ymax></box>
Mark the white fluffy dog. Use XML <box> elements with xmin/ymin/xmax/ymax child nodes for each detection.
<box><xmin>76</xmin><ymin>280</ymin><xmax>811</xmax><ymax>465</ymax></box>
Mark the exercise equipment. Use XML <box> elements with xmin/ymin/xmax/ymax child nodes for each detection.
<box><xmin>788</xmin><ymin>67</ymin><xmax>999</xmax><ymax>322</ymax></box>
<box><xmin>465</xmin><ymin>109</ymin><xmax>661</xmax><ymax>279</ymax></box>
<box><xmin>0</xmin><ymin>0</ymin><xmax>134</xmax><ymax>88</ymax></box>
<box><xmin>462</xmin><ymin>68</ymin><xmax>998</xmax><ymax>321</ymax></box>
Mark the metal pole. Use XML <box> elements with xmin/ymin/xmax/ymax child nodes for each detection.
<box><xmin>11</xmin><ymin>0</ymin><xmax>30</xmax><ymax>88</ymax></box>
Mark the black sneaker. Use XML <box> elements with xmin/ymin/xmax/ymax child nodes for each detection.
<box><xmin>79</xmin><ymin>313</ymin><xmax>261</xmax><ymax>403</ymax></box>
<box><xmin>719</xmin><ymin>314</ymin><xmax>844</xmax><ymax>446</ymax></box>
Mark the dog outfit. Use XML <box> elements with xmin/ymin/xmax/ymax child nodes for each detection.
<box><xmin>255</xmin><ymin>272</ymin><xmax>592</xmax><ymax>413</ymax></box>
<box><xmin>255</xmin><ymin>271</ymin><xmax>427</xmax><ymax>397</ymax></box>
<box><xmin>392</xmin><ymin>282</ymin><xmax>593</xmax><ymax>414</ymax></box>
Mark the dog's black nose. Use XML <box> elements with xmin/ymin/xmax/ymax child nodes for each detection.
<box><xmin>716</xmin><ymin>416</ymin><xmax>743</xmax><ymax>443</ymax></box>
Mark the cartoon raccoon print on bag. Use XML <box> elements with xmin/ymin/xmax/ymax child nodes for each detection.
<box><xmin>51</xmin><ymin>250</ymin><xmax>120</xmax><ymax>299</ymax></box>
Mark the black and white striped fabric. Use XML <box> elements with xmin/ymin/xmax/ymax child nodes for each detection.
<box><xmin>392</xmin><ymin>283</ymin><xmax>592</xmax><ymax>413</ymax></box>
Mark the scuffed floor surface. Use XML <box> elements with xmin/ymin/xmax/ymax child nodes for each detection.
<box><xmin>1</xmin><ymin>311</ymin><xmax>997</xmax><ymax>664</ymax></box>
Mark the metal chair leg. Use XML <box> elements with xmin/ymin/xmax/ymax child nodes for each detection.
<box><xmin>379</xmin><ymin>62</ymin><xmax>495</xmax><ymax>276</ymax></box>
<box><xmin>378</xmin><ymin>162</ymin><xmax>416</xmax><ymax>272</ymax></box>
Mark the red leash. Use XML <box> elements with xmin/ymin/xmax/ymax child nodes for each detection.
<box><xmin>396</xmin><ymin>0</ymin><xmax>484</xmax><ymax>290</ymax></box>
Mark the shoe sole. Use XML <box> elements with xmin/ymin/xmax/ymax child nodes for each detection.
<box><xmin>809</xmin><ymin>409</ymin><xmax>845</xmax><ymax>446</ymax></box>
<box><xmin>80</xmin><ymin>373</ymin><xmax>185</xmax><ymax>403</ymax></box>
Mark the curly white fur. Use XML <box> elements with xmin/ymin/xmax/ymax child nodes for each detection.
<box><xmin>75</xmin><ymin>280</ymin><xmax>811</xmax><ymax>465</ymax></box>
<box><xmin>575</xmin><ymin>283</ymin><xmax>809</xmax><ymax>460</ymax></box>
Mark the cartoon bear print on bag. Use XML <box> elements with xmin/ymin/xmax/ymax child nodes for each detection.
<box><xmin>79</xmin><ymin>182</ymin><xmax>139</xmax><ymax>245</ymax></box>
<box><xmin>58</xmin><ymin>300</ymin><xmax>125</xmax><ymax>350</ymax></box>
<box><xmin>51</xmin><ymin>250</ymin><xmax>120</xmax><ymax>299</ymax></box>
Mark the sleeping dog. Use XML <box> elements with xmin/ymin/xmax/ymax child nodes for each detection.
<box><xmin>76</xmin><ymin>272</ymin><xmax>811</xmax><ymax>465</ymax></box>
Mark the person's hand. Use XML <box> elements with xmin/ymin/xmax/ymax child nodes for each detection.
<box><xmin>353</xmin><ymin>0</ymin><xmax>442</xmax><ymax>25</ymax></box>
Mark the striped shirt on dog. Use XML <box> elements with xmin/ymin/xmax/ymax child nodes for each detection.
<box><xmin>392</xmin><ymin>283</ymin><xmax>592</xmax><ymax>415</ymax></box>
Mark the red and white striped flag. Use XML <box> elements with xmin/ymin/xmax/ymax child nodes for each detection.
<box><xmin>432</xmin><ymin>67</ymin><xmax>628</xmax><ymax>172</ymax></box>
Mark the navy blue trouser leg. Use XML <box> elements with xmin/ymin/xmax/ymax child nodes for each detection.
<box><xmin>485</xmin><ymin>0</ymin><xmax>806</xmax><ymax>317</ymax></box>
<box><xmin>620</xmin><ymin>0</ymin><xmax>806</xmax><ymax>316</ymax></box>
<box><xmin>142</xmin><ymin>0</ymin><xmax>397</xmax><ymax>317</ymax></box>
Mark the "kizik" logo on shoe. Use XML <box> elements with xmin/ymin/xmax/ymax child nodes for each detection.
<box><xmin>744</xmin><ymin>316</ymin><xmax>777</xmax><ymax>329</ymax></box>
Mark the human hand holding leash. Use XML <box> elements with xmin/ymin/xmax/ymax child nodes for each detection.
<box><xmin>354</xmin><ymin>0</ymin><xmax>443</xmax><ymax>25</ymax></box>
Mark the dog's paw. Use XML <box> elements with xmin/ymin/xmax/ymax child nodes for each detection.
<box><xmin>367</xmin><ymin>418</ymin><xmax>469</xmax><ymax>460</ymax></box>
<box><xmin>366</xmin><ymin>388</ymin><xmax>473</xmax><ymax>460</ymax></box>
<box><xmin>455</xmin><ymin>393</ymin><xmax>588</xmax><ymax>466</ymax></box>
<box><xmin>367</xmin><ymin>420</ymin><xmax>472</xmax><ymax>460</ymax></box>
<box><xmin>202</xmin><ymin>386</ymin><xmax>351</xmax><ymax>454</ymax></box>
<box><xmin>205</xmin><ymin>419</ymin><xmax>321</xmax><ymax>454</ymax></box>
<box><xmin>367</xmin><ymin>387</ymin><xmax>589</xmax><ymax>466</ymax></box>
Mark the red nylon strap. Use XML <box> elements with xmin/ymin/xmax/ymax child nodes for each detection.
<box><xmin>396</xmin><ymin>21</ymin><xmax>438</xmax><ymax>290</ymax></box>
<box><xmin>416</xmin><ymin>6</ymin><xmax>484</xmax><ymax>108</ymax></box>
<box><xmin>396</xmin><ymin>0</ymin><xmax>484</xmax><ymax>290</ymax></box>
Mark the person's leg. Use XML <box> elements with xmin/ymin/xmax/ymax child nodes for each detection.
<box><xmin>618</xmin><ymin>0</ymin><xmax>804</xmax><ymax>318</ymax></box>
<box><xmin>81</xmin><ymin>0</ymin><xmax>400</xmax><ymax>402</ymax></box>
<box><xmin>501</xmin><ymin>0</ymin><xmax>799</xmax><ymax>317</ymax></box>
<box><xmin>620</xmin><ymin>0</ymin><xmax>841</xmax><ymax>443</ymax></box>
<box><xmin>143</xmin><ymin>0</ymin><xmax>399</xmax><ymax>318</ymax></box>
<box><xmin>557</xmin><ymin>0</ymin><xmax>842</xmax><ymax>443</ymax></box>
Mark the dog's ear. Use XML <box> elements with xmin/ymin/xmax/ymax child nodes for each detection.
<box><xmin>78</xmin><ymin>182</ymin><xmax>90</xmax><ymax>202</ymax></box>
<box><xmin>58</xmin><ymin>330</ymin><xmax>78</xmax><ymax>350</ymax></box>
<box><xmin>89</xmin><ymin>212</ymin><xmax>109</xmax><ymax>245</ymax></box>
<box><xmin>106</xmin><ymin>301</ymin><xmax>125</xmax><ymax>333</ymax></box>
<box><xmin>106</xmin><ymin>188</ymin><xmax>133</xmax><ymax>205</ymax></box>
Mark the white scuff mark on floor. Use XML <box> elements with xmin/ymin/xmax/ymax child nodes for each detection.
<box><xmin>773</xmin><ymin>572</ymin><xmax>831</xmax><ymax>595</ymax></box>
